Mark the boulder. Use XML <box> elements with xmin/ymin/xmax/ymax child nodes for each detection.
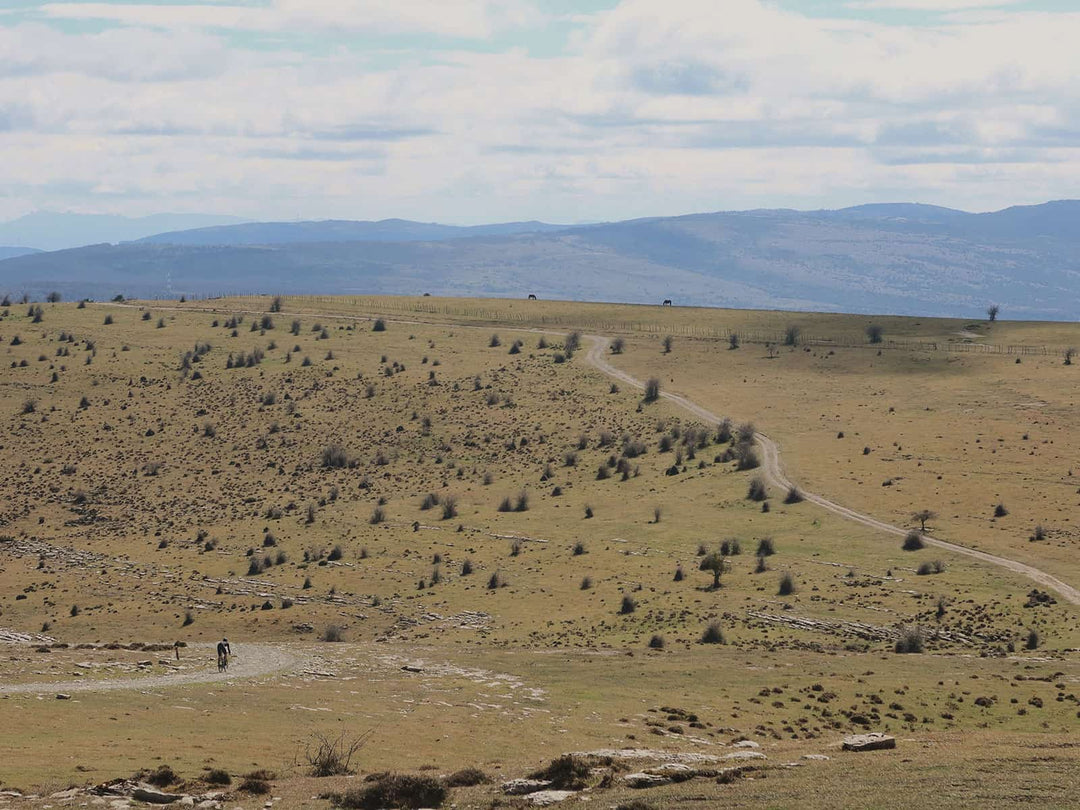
<box><xmin>802</xmin><ymin>754</ymin><xmax>830</xmax><ymax>761</ymax></box>
<box><xmin>526</xmin><ymin>790</ymin><xmax>578</xmax><ymax>806</ymax></box>
<box><xmin>722</xmin><ymin>750</ymin><xmax>767</xmax><ymax>761</ymax></box>
<box><xmin>623</xmin><ymin>772</ymin><xmax>672</xmax><ymax>788</ymax></box>
<box><xmin>732</xmin><ymin>739</ymin><xmax>760</xmax><ymax>749</ymax></box>
<box><xmin>842</xmin><ymin>733</ymin><xmax>896</xmax><ymax>752</ymax></box>
<box><xmin>501</xmin><ymin>778</ymin><xmax>552</xmax><ymax>795</ymax></box>
<box><xmin>132</xmin><ymin>786</ymin><xmax>185</xmax><ymax>804</ymax></box>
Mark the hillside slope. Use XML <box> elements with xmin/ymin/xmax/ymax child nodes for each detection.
<box><xmin>1</xmin><ymin>202</ymin><xmax>1078</xmax><ymax>318</ymax></box>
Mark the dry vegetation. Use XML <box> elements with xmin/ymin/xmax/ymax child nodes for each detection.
<box><xmin>0</xmin><ymin>294</ymin><xmax>1078</xmax><ymax>808</ymax></box>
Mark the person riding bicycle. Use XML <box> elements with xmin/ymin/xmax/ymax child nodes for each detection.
<box><xmin>216</xmin><ymin>638</ymin><xmax>231</xmax><ymax>671</ymax></box>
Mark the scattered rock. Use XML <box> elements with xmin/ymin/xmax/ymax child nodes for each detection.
<box><xmin>132</xmin><ymin>786</ymin><xmax>185</xmax><ymax>804</ymax></box>
<box><xmin>501</xmin><ymin>778</ymin><xmax>552</xmax><ymax>795</ymax></box>
<box><xmin>526</xmin><ymin>790</ymin><xmax>578</xmax><ymax>805</ymax></box>
<box><xmin>401</xmin><ymin>665</ymin><xmax>424</xmax><ymax>673</ymax></box>
<box><xmin>722</xmin><ymin>750</ymin><xmax>767</xmax><ymax>761</ymax></box>
<box><xmin>732</xmin><ymin>740</ymin><xmax>760</xmax><ymax>749</ymax></box>
<box><xmin>623</xmin><ymin>772</ymin><xmax>672</xmax><ymax>788</ymax></box>
<box><xmin>842</xmin><ymin>733</ymin><xmax>896</xmax><ymax>752</ymax></box>
<box><xmin>56</xmin><ymin>693</ymin><xmax>72</xmax><ymax>700</ymax></box>
<box><xmin>802</xmin><ymin>754</ymin><xmax>830</xmax><ymax>761</ymax></box>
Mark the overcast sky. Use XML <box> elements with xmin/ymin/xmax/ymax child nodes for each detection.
<box><xmin>1</xmin><ymin>0</ymin><xmax>1076</xmax><ymax>223</ymax></box>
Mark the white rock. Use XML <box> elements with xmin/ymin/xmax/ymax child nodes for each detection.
<box><xmin>623</xmin><ymin>772</ymin><xmax>672</xmax><ymax>788</ymax></box>
<box><xmin>527</xmin><ymin>790</ymin><xmax>577</xmax><ymax>806</ymax></box>
<box><xmin>722</xmin><ymin>750</ymin><xmax>767</xmax><ymax>761</ymax></box>
<box><xmin>732</xmin><ymin>740</ymin><xmax>760</xmax><ymax>749</ymax></box>
<box><xmin>501</xmin><ymin>779</ymin><xmax>552</xmax><ymax>796</ymax></box>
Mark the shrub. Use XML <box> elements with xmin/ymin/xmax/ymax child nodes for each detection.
<box><xmin>778</xmin><ymin>573</ymin><xmax>796</xmax><ymax>596</ymax></box>
<box><xmin>611</xmin><ymin>337</ymin><xmax>625</xmax><ymax>354</ymax></box>
<box><xmin>370</xmin><ymin>507</ymin><xmax>385</xmax><ymax>525</ymax></box>
<box><xmin>754</xmin><ymin>554</ymin><xmax>768</xmax><ymax>573</ymax></box>
<box><xmin>497</xmin><ymin>496</ymin><xmax>513</xmax><ymax>513</ymax></box>
<box><xmin>372</xmin><ymin>319</ymin><xmax>386</xmax><ymax>332</ymax></box>
<box><xmin>572</xmin><ymin>541</ymin><xmax>586</xmax><ymax>555</ymax></box>
<box><xmin>306</xmin><ymin>731</ymin><xmax>366</xmax><ymax>777</ymax></box>
<box><xmin>728</xmin><ymin>333</ymin><xmax>740</xmax><ymax>350</ymax></box>
<box><xmin>902</xmin><ymin>531</ymin><xmax>924</xmax><ymax>551</ymax></box>
<box><xmin>205</xmin><ymin>769</ymin><xmax>231</xmax><ymax>785</ymax></box>
<box><xmin>442</xmin><ymin>768</ymin><xmax>490</xmax><ymax>787</ymax></box>
<box><xmin>866</xmin><ymin>324</ymin><xmax>883</xmax><ymax>344</ymax></box>
<box><xmin>487</xmin><ymin>572</ymin><xmax>504</xmax><ymax>590</ymax></box>
<box><xmin>441</xmin><ymin>495</ymin><xmax>458</xmax><ymax>520</ymax></box>
<box><xmin>993</xmin><ymin>502</ymin><xmax>1009</xmax><ymax>518</ymax></box>
<box><xmin>895</xmin><ymin>626</ymin><xmax>925</xmax><ymax>654</ymax></box>
<box><xmin>783</xmin><ymin>325</ymin><xmax>800</xmax><ymax>346</ymax></box>
<box><xmin>580</xmin><ymin>576</ymin><xmax>592</xmax><ymax>590</ymax></box>
<box><xmin>322</xmin><ymin>625</ymin><xmax>345</xmax><ymax>642</ymax></box>
<box><xmin>513</xmin><ymin>490</ymin><xmax>529</xmax><ymax>512</ymax></box>
<box><xmin>489</xmin><ymin>333</ymin><xmax>501</xmax><ymax>347</ymax></box>
<box><xmin>1025</xmin><ymin>629</ymin><xmax>1040</xmax><ymax>650</ymax></box>
<box><xmin>146</xmin><ymin>765</ymin><xmax>178</xmax><ymax>787</ymax></box>
<box><xmin>332</xmin><ymin>774</ymin><xmax>446</xmax><ymax>810</ymax></box>
<box><xmin>917</xmin><ymin>560</ymin><xmax>945</xmax><ymax>575</ymax></box>
<box><xmin>747</xmin><ymin>477</ymin><xmax>767</xmax><ymax>501</ymax></box>
<box><xmin>648</xmin><ymin>634</ymin><xmax>665</xmax><ymax>649</ymax></box>
<box><xmin>328</xmin><ymin>544</ymin><xmax>344</xmax><ymax>561</ymax></box>
<box><xmin>700</xmin><ymin>552</ymin><xmax>726</xmax><ymax>589</ymax></box>
<box><xmin>239</xmin><ymin>778</ymin><xmax>270</xmax><ymax>795</ymax></box>
<box><xmin>321</xmin><ymin>444</ymin><xmax>351</xmax><ymax>468</ymax></box>
<box><xmin>756</xmin><ymin>536</ymin><xmax>776</xmax><ymax>556</ymax></box>
<box><xmin>619</xmin><ymin>595</ymin><xmax>637</xmax><ymax>614</ymax></box>
<box><xmin>662</xmin><ymin>335</ymin><xmax>673</xmax><ymax>354</ymax></box>
<box><xmin>103</xmin><ymin>314</ymin><xmax>114</xmax><ymax>325</ymax></box>
<box><xmin>1030</xmin><ymin>524</ymin><xmax>1047</xmax><ymax>542</ymax></box>
<box><xmin>643</xmin><ymin>378</ymin><xmax>661</xmax><ymax>402</ymax></box>
<box><xmin>673</xmin><ymin>565</ymin><xmax>684</xmax><ymax>582</ymax></box>
<box><xmin>531</xmin><ymin>755</ymin><xmax>590</xmax><ymax>790</ymax></box>
<box><xmin>461</xmin><ymin>558</ymin><xmax>473</xmax><ymax>575</ymax></box>
<box><xmin>701</xmin><ymin>621</ymin><xmax>725</xmax><ymax>644</ymax></box>
<box><xmin>784</xmin><ymin>486</ymin><xmax>804</xmax><ymax>504</ymax></box>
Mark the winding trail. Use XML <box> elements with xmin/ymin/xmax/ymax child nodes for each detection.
<box><xmin>584</xmin><ymin>335</ymin><xmax>1080</xmax><ymax>606</ymax></box>
<box><xmin>0</xmin><ymin>643</ymin><xmax>298</xmax><ymax>695</ymax></box>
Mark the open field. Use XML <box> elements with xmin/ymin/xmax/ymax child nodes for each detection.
<box><xmin>1</xmin><ymin>295</ymin><xmax>1079</xmax><ymax>808</ymax></box>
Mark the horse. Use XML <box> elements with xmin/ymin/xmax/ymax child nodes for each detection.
<box><xmin>662</xmin><ymin>299</ymin><xmax>672</xmax><ymax>306</ymax></box>
<box><xmin>528</xmin><ymin>294</ymin><xmax>537</xmax><ymax>300</ymax></box>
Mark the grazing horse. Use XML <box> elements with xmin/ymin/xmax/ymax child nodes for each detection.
<box><xmin>528</xmin><ymin>294</ymin><xmax>537</xmax><ymax>300</ymax></box>
<box><xmin>662</xmin><ymin>299</ymin><xmax>672</xmax><ymax>306</ymax></box>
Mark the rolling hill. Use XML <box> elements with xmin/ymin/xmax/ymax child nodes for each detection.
<box><xmin>1</xmin><ymin>201</ymin><xmax>1078</xmax><ymax>319</ymax></box>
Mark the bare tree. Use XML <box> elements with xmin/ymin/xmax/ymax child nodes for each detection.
<box><xmin>912</xmin><ymin>509</ymin><xmax>936</xmax><ymax>531</ymax></box>
<box><xmin>987</xmin><ymin>304</ymin><xmax>1000</xmax><ymax>322</ymax></box>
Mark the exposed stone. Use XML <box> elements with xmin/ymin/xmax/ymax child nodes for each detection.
<box><xmin>132</xmin><ymin>786</ymin><xmax>186</xmax><ymax>804</ymax></box>
<box><xmin>732</xmin><ymin>740</ymin><xmax>760</xmax><ymax>749</ymax></box>
<box><xmin>802</xmin><ymin>754</ymin><xmax>830</xmax><ymax>761</ymax></box>
<box><xmin>526</xmin><ymin>790</ymin><xmax>578</xmax><ymax>806</ymax></box>
<box><xmin>722</xmin><ymin>750</ymin><xmax>767</xmax><ymax>761</ymax></box>
<box><xmin>623</xmin><ymin>772</ymin><xmax>672</xmax><ymax>788</ymax></box>
<box><xmin>501</xmin><ymin>778</ymin><xmax>552</xmax><ymax>795</ymax></box>
<box><xmin>842</xmin><ymin>733</ymin><xmax>896</xmax><ymax>752</ymax></box>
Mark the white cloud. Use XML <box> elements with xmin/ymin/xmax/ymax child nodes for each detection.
<box><xmin>1</xmin><ymin>0</ymin><xmax>1079</xmax><ymax>221</ymax></box>
<box><xmin>39</xmin><ymin>0</ymin><xmax>545</xmax><ymax>39</ymax></box>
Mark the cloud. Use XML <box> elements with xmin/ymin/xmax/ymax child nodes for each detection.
<box><xmin>38</xmin><ymin>0</ymin><xmax>545</xmax><ymax>39</ymax></box>
<box><xmin>1</xmin><ymin>0</ymin><xmax>1079</xmax><ymax>222</ymax></box>
<box><xmin>847</xmin><ymin>0</ymin><xmax>1021</xmax><ymax>9</ymax></box>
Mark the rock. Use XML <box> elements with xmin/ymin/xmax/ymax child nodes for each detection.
<box><xmin>722</xmin><ymin>750</ymin><xmax>767</xmax><ymax>761</ymax></box>
<box><xmin>842</xmin><ymin>733</ymin><xmax>896</xmax><ymax>752</ymax></box>
<box><xmin>647</xmin><ymin>763</ymin><xmax>692</xmax><ymax>775</ymax></box>
<box><xmin>526</xmin><ymin>790</ymin><xmax>577</xmax><ymax>806</ymax></box>
<box><xmin>732</xmin><ymin>740</ymin><xmax>760</xmax><ymax>749</ymax></box>
<box><xmin>501</xmin><ymin>779</ymin><xmax>552</xmax><ymax>795</ymax></box>
<box><xmin>802</xmin><ymin>754</ymin><xmax>830</xmax><ymax>761</ymax></box>
<box><xmin>50</xmin><ymin>788</ymin><xmax>81</xmax><ymax>799</ymax></box>
<box><xmin>132</xmin><ymin>786</ymin><xmax>185</xmax><ymax>804</ymax></box>
<box><xmin>401</xmin><ymin>665</ymin><xmax>424</xmax><ymax>673</ymax></box>
<box><xmin>623</xmin><ymin>772</ymin><xmax>672</xmax><ymax>788</ymax></box>
<box><xmin>179</xmin><ymin>798</ymin><xmax>195</xmax><ymax>807</ymax></box>
<box><xmin>56</xmin><ymin>693</ymin><xmax>72</xmax><ymax>700</ymax></box>
<box><xmin>195</xmin><ymin>802</ymin><xmax>220</xmax><ymax>809</ymax></box>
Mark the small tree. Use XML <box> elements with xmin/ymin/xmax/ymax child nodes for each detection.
<box><xmin>987</xmin><ymin>304</ymin><xmax>1000</xmax><ymax>322</ymax></box>
<box><xmin>611</xmin><ymin>337</ymin><xmax>625</xmax><ymax>354</ymax></box>
<box><xmin>778</xmin><ymin>572</ymin><xmax>796</xmax><ymax>596</ymax></box>
<box><xmin>866</xmin><ymin>324</ymin><xmax>883</xmax><ymax>344</ymax></box>
<box><xmin>269</xmin><ymin>296</ymin><xmax>283</xmax><ymax>313</ymax></box>
<box><xmin>902</xmin><ymin>530</ymin><xmax>924</xmax><ymax>551</ymax></box>
<box><xmin>912</xmin><ymin>509</ymin><xmax>936</xmax><ymax>531</ymax></box>
<box><xmin>1065</xmin><ymin>348</ymin><xmax>1076</xmax><ymax>366</ymax></box>
<box><xmin>46</xmin><ymin>291</ymin><xmax>61</xmax><ymax>303</ymax></box>
<box><xmin>699</xmin><ymin>551</ymin><xmax>727</xmax><ymax>589</ymax></box>
<box><xmin>783</xmin><ymin>325</ymin><xmax>800</xmax><ymax>346</ymax></box>
<box><xmin>662</xmin><ymin>335</ymin><xmax>673</xmax><ymax>354</ymax></box>
<box><xmin>643</xmin><ymin>377</ymin><xmax>661</xmax><ymax>402</ymax></box>
<box><xmin>728</xmin><ymin>333</ymin><xmax>740</xmax><ymax>350</ymax></box>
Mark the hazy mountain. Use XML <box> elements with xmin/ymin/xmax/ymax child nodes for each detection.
<box><xmin>2</xmin><ymin>201</ymin><xmax>1079</xmax><ymax>319</ymax></box>
<box><xmin>0</xmin><ymin>246</ymin><xmax>40</xmax><ymax>261</ymax></box>
<box><xmin>133</xmin><ymin>218</ymin><xmax>570</xmax><ymax>246</ymax></box>
<box><xmin>0</xmin><ymin>212</ymin><xmax>248</xmax><ymax>251</ymax></box>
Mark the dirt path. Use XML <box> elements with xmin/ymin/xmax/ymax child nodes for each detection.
<box><xmin>106</xmin><ymin>300</ymin><xmax>1080</xmax><ymax>606</ymax></box>
<box><xmin>584</xmin><ymin>336</ymin><xmax>1080</xmax><ymax>606</ymax></box>
<box><xmin>0</xmin><ymin>643</ymin><xmax>298</xmax><ymax>695</ymax></box>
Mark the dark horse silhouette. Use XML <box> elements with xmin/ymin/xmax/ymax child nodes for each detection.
<box><xmin>662</xmin><ymin>299</ymin><xmax>672</xmax><ymax>306</ymax></box>
<box><xmin>528</xmin><ymin>294</ymin><xmax>537</xmax><ymax>300</ymax></box>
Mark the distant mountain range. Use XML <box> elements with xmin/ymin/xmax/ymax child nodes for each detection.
<box><xmin>0</xmin><ymin>212</ymin><xmax>247</xmax><ymax>252</ymax></box>
<box><xmin>1</xmin><ymin>201</ymin><xmax>1079</xmax><ymax>319</ymax></box>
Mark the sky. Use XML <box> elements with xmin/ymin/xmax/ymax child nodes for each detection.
<box><xmin>0</xmin><ymin>0</ymin><xmax>1077</xmax><ymax>224</ymax></box>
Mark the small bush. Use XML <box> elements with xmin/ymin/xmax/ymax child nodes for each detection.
<box><xmin>205</xmin><ymin>769</ymin><xmax>231</xmax><ymax>786</ymax></box>
<box><xmin>701</xmin><ymin>621</ymin><xmax>725</xmax><ymax>644</ymax></box>
<box><xmin>372</xmin><ymin>319</ymin><xmax>386</xmax><ymax>332</ymax></box>
<box><xmin>306</xmin><ymin>731</ymin><xmax>366</xmax><ymax>777</ymax></box>
<box><xmin>619</xmin><ymin>595</ymin><xmax>637</xmax><ymax>614</ymax></box>
<box><xmin>442</xmin><ymin>768</ymin><xmax>490</xmax><ymax>787</ymax></box>
<box><xmin>643</xmin><ymin>377</ymin><xmax>661</xmax><ymax>402</ymax></box>
<box><xmin>648</xmin><ymin>634</ymin><xmax>665</xmax><ymax>649</ymax></box>
<box><xmin>994</xmin><ymin>502</ymin><xmax>1009</xmax><ymax>518</ymax></box>
<box><xmin>146</xmin><ymin>765</ymin><xmax>178</xmax><ymax>787</ymax></box>
<box><xmin>902</xmin><ymin>531</ymin><xmax>925</xmax><ymax>551</ymax></box>
<box><xmin>866</xmin><ymin>324</ymin><xmax>883</xmax><ymax>344</ymax></box>
<box><xmin>321</xmin><ymin>444</ymin><xmax>351</xmax><ymax>468</ymax></box>
<box><xmin>895</xmin><ymin>626</ymin><xmax>925</xmax><ymax>654</ymax></box>
<box><xmin>580</xmin><ymin>576</ymin><xmax>592</xmax><ymax>590</ymax></box>
<box><xmin>322</xmin><ymin>625</ymin><xmax>345</xmax><ymax>642</ymax></box>
<box><xmin>1025</xmin><ymin>629</ymin><xmax>1040</xmax><ymax>650</ymax></box>
<box><xmin>572</xmin><ymin>541</ymin><xmax>586</xmax><ymax>556</ymax></box>
<box><xmin>441</xmin><ymin>495</ymin><xmax>458</xmax><ymax>520</ymax></box>
<box><xmin>778</xmin><ymin>573</ymin><xmax>796</xmax><ymax>596</ymax></box>
<box><xmin>240</xmin><ymin>778</ymin><xmax>270</xmax><ymax>795</ymax></box>
<box><xmin>531</xmin><ymin>755</ymin><xmax>590</xmax><ymax>790</ymax></box>
<box><xmin>784</xmin><ymin>486</ymin><xmax>804</xmax><ymax>504</ymax></box>
<box><xmin>756</xmin><ymin>536</ymin><xmax>776</xmax><ymax>556</ymax></box>
<box><xmin>332</xmin><ymin>774</ymin><xmax>445</xmax><ymax>810</ymax></box>
<box><xmin>917</xmin><ymin>560</ymin><xmax>945</xmax><ymax>575</ymax></box>
<box><xmin>747</xmin><ymin>477</ymin><xmax>767</xmax><ymax>501</ymax></box>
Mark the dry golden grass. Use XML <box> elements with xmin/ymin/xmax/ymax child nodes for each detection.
<box><xmin>1</xmin><ymin>294</ymin><xmax>1078</xmax><ymax>807</ymax></box>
